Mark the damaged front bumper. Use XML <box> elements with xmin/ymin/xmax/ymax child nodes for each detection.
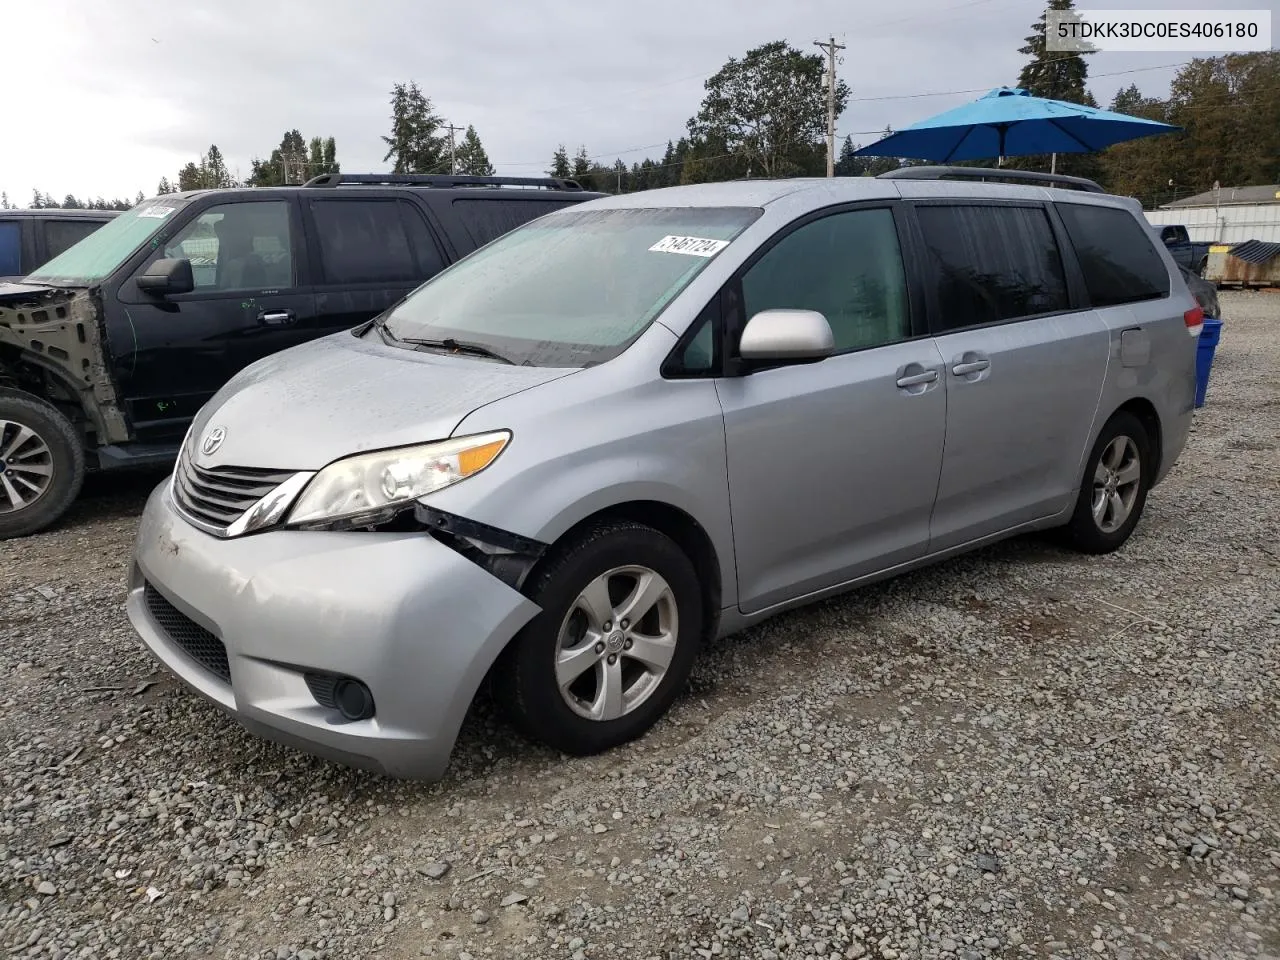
<box><xmin>126</xmin><ymin>481</ymin><xmax>542</xmax><ymax>780</ymax></box>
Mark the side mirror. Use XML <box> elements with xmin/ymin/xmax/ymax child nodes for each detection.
<box><xmin>738</xmin><ymin>309</ymin><xmax>834</xmax><ymax>363</ymax></box>
<box><xmin>137</xmin><ymin>257</ymin><xmax>194</xmax><ymax>296</ymax></box>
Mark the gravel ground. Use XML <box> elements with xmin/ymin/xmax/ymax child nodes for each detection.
<box><xmin>3</xmin><ymin>290</ymin><xmax>1278</xmax><ymax>960</ymax></box>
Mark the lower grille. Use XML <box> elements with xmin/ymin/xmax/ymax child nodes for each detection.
<box><xmin>143</xmin><ymin>582</ymin><xmax>230</xmax><ymax>683</ymax></box>
<box><xmin>172</xmin><ymin>451</ymin><xmax>295</xmax><ymax>535</ymax></box>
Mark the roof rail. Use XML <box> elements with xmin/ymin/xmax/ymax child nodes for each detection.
<box><xmin>878</xmin><ymin>165</ymin><xmax>1104</xmax><ymax>193</ymax></box>
<box><xmin>301</xmin><ymin>173</ymin><xmax>586</xmax><ymax>191</ymax></box>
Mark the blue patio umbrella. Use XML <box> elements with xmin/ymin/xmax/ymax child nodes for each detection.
<box><xmin>854</xmin><ymin>87</ymin><xmax>1180</xmax><ymax>165</ymax></box>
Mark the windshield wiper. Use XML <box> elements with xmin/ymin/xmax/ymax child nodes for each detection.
<box><xmin>401</xmin><ymin>337</ymin><xmax>516</xmax><ymax>365</ymax></box>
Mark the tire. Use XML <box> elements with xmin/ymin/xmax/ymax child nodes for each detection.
<box><xmin>494</xmin><ymin>520</ymin><xmax>704</xmax><ymax>756</ymax></box>
<box><xmin>1059</xmin><ymin>411</ymin><xmax>1152</xmax><ymax>554</ymax></box>
<box><xmin>0</xmin><ymin>391</ymin><xmax>85</xmax><ymax>540</ymax></box>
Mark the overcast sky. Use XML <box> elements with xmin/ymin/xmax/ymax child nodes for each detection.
<box><xmin>2</xmin><ymin>0</ymin><xmax>1275</xmax><ymax>203</ymax></box>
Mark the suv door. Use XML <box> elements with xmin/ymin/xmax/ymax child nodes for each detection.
<box><xmin>112</xmin><ymin>196</ymin><xmax>315</xmax><ymax>445</ymax></box>
<box><xmin>302</xmin><ymin>196</ymin><xmax>448</xmax><ymax>330</ymax></box>
<box><xmin>711</xmin><ymin>205</ymin><xmax>947</xmax><ymax>614</ymax></box>
<box><xmin>912</xmin><ymin>201</ymin><xmax>1109</xmax><ymax>551</ymax></box>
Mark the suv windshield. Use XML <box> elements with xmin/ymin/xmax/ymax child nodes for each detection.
<box><xmin>27</xmin><ymin>197</ymin><xmax>190</xmax><ymax>286</ymax></box>
<box><xmin>380</xmin><ymin>205</ymin><xmax>761</xmax><ymax>367</ymax></box>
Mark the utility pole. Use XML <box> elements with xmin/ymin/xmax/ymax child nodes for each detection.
<box><xmin>445</xmin><ymin>123</ymin><xmax>463</xmax><ymax>175</ymax></box>
<box><xmin>814</xmin><ymin>36</ymin><xmax>845</xmax><ymax>177</ymax></box>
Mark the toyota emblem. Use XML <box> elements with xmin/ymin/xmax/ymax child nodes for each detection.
<box><xmin>201</xmin><ymin>426</ymin><xmax>227</xmax><ymax>456</ymax></box>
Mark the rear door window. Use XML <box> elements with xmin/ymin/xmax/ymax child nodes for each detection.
<box><xmin>916</xmin><ymin>203</ymin><xmax>1069</xmax><ymax>333</ymax></box>
<box><xmin>43</xmin><ymin>219</ymin><xmax>107</xmax><ymax>261</ymax></box>
<box><xmin>1057</xmin><ymin>203</ymin><xmax>1170</xmax><ymax>307</ymax></box>
<box><xmin>0</xmin><ymin>221</ymin><xmax>19</xmax><ymax>275</ymax></box>
<box><xmin>451</xmin><ymin>198</ymin><xmax>579</xmax><ymax>247</ymax></box>
<box><xmin>308</xmin><ymin>199</ymin><xmax>442</xmax><ymax>284</ymax></box>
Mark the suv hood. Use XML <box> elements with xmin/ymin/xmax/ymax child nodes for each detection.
<box><xmin>190</xmin><ymin>331</ymin><xmax>579</xmax><ymax>470</ymax></box>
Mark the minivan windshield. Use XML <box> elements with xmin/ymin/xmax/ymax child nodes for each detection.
<box><xmin>380</xmin><ymin>205</ymin><xmax>762</xmax><ymax>367</ymax></box>
<box><xmin>27</xmin><ymin>197</ymin><xmax>190</xmax><ymax>286</ymax></box>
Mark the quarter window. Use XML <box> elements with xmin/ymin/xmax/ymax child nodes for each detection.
<box><xmin>162</xmin><ymin>201</ymin><xmax>294</xmax><ymax>292</ymax></box>
<box><xmin>309</xmin><ymin>199</ymin><xmax>440</xmax><ymax>285</ymax></box>
<box><xmin>740</xmin><ymin>208</ymin><xmax>910</xmax><ymax>353</ymax></box>
<box><xmin>1056</xmin><ymin>202</ymin><xmax>1170</xmax><ymax>307</ymax></box>
<box><xmin>44</xmin><ymin>219</ymin><xmax>105</xmax><ymax>261</ymax></box>
<box><xmin>452</xmin><ymin>198</ymin><xmax>578</xmax><ymax>247</ymax></box>
<box><xmin>916</xmin><ymin>204</ymin><xmax>1069</xmax><ymax>331</ymax></box>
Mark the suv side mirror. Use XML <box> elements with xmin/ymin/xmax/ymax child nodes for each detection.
<box><xmin>137</xmin><ymin>257</ymin><xmax>194</xmax><ymax>296</ymax></box>
<box><xmin>738</xmin><ymin>309</ymin><xmax>834</xmax><ymax>363</ymax></box>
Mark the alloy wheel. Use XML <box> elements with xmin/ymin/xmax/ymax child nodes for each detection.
<box><xmin>1091</xmin><ymin>435</ymin><xmax>1141</xmax><ymax>534</ymax></box>
<box><xmin>0</xmin><ymin>420</ymin><xmax>55</xmax><ymax>514</ymax></box>
<box><xmin>554</xmin><ymin>565</ymin><xmax>679</xmax><ymax>722</ymax></box>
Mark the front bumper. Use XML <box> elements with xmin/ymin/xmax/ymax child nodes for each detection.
<box><xmin>126</xmin><ymin>481</ymin><xmax>540</xmax><ymax>780</ymax></box>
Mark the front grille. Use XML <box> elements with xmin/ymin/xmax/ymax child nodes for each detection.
<box><xmin>143</xmin><ymin>582</ymin><xmax>230</xmax><ymax>683</ymax></box>
<box><xmin>172</xmin><ymin>452</ymin><xmax>295</xmax><ymax>535</ymax></box>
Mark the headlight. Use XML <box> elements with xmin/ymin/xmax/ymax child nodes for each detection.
<box><xmin>285</xmin><ymin>431</ymin><xmax>510</xmax><ymax>528</ymax></box>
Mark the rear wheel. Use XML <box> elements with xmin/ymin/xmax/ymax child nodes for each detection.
<box><xmin>494</xmin><ymin>521</ymin><xmax>703</xmax><ymax>756</ymax></box>
<box><xmin>1059</xmin><ymin>411</ymin><xmax>1152</xmax><ymax>554</ymax></box>
<box><xmin>0</xmin><ymin>391</ymin><xmax>85</xmax><ymax>540</ymax></box>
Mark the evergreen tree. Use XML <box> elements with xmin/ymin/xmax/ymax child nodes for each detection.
<box><xmin>30</xmin><ymin>189</ymin><xmax>45</xmax><ymax>209</ymax></box>
<box><xmin>548</xmin><ymin>145</ymin><xmax>571</xmax><ymax>179</ymax></box>
<box><xmin>382</xmin><ymin>81</ymin><xmax>447</xmax><ymax>174</ymax></box>
<box><xmin>62</xmin><ymin>194</ymin><xmax>83</xmax><ymax>209</ymax></box>
<box><xmin>453</xmin><ymin>126</ymin><xmax>494</xmax><ymax>176</ymax></box>
<box><xmin>157</xmin><ymin>176</ymin><xmax>174</xmax><ymax>195</ymax></box>
<box><xmin>0</xmin><ymin>191</ymin><xmax>9</xmax><ymax>210</ymax></box>
<box><xmin>1017</xmin><ymin>0</ymin><xmax>1093</xmax><ymax>103</ymax></box>
<box><xmin>571</xmin><ymin>146</ymin><xmax>591</xmax><ymax>181</ymax></box>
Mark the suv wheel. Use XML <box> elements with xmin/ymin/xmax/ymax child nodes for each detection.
<box><xmin>495</xmin><ymin>521</ymin><xmax>703</xmax><ymax>756</ymax></box>
<box><xmin>0</xmin><ymin>391</ymin><xmax>85</xmax><ymax>540</ymax></box>
<box><xmin>1060</xmin><ymin>411</ymin><xmax>1152</xmax><ymax>554</ymax></box>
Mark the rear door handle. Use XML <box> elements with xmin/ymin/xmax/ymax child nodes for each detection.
<box><xmin>896</xmin><ymin>370</ymin><xmax>938</xmax><ymax>387</ymax></box>
<box><xmin>258</xmin><ymin>309</ymin><xmax>296</xmax><ymax>326</ymax></box>
<box><xmin>951</xmin><ymin>359</ymin><xmax>990</xmax><ymax>375</ymax></box>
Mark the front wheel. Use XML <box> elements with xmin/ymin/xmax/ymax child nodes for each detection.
<box><xmin>1059</xmin><ymin>411</ymin><xmax>1152</xmax><ymax>554</ymax></box>
<box><xmin>0</xmin><ymin>391</ymin><xmax>85</xmax><ymax>540</ymax></box>
<box><xmin>494</xmin><ymin>520</ymin><xmax>704</xmax><ymax>756</ymax></box>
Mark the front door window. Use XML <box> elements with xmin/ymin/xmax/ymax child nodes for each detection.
<box><xmin>163</xmin><ymin>201</ymin><xmax>294</xmax><ymax>292</ymax></box>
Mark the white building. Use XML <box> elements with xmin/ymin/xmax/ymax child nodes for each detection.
<box><xmin>1143</xmin><ymin>184</ymin><xmax>1280</xmax><ymax>244</ymax></box>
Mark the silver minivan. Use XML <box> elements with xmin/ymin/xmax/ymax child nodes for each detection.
<box><xmin>126</xmin><ymin>168</ymin><xmax>1203</xmax><ymax>780</ymax></box>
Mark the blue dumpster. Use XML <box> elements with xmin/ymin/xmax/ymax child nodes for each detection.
<box><xmin>1195</xmin><ymin>318</ymin><xmax>1223</xmax><ymax>408</ymax></box>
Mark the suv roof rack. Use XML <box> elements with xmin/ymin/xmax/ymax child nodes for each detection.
<box><xmin>877</xmin><ymin>165</ymin><xmax>1104</xmax><ymax>193</ymax></box>
<box><xmin>302</xmin><ymin>173</ymin><xmax>586</xmax><ymax>191</ymax></box>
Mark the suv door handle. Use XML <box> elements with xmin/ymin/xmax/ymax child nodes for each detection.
<box><xmin>258</xmin><ymin>309</ymin><xmax>296</xmax><ymax>326</ymax></box>
<box><xmin>896</xmin><ymin>369</ymin><xmax>938</xmax><ymax>387</ymax></box>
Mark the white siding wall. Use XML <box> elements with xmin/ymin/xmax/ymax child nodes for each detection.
<box><xmin>1144</xmin><ymin>204</ymin><xmax>1280</xmax><ymax>243</ymax></box>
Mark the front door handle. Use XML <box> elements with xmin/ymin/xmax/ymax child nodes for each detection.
<box><xmin>258</xmin><ymin>309</ymin><xmax>296</xmax><ymax>326</ymax></box>
<box><xmin>951</xmin><ymin>359</ymin><xmax>990</xmax><ymax>375</ymax></box>
<box><xmin>896</xmin><ymin>369</ymin><xmax>939</xmax><ymax>388</ymax></box>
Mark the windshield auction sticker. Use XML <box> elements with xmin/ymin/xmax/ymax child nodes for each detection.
<box><xmin>137</xmin><ymin>204</ymin><xmax>179</xmax><ymax>219</ymax></box>
<box><xmin>648</xmin><ymin>235</ymin><xmax>731</xmax><ymax>257</ymax></box>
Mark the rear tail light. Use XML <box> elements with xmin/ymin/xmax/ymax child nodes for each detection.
<box><xmin>1184</xmin><ymin>306</ymin><xmax>1204</xmax><ymax>335</ymax></box>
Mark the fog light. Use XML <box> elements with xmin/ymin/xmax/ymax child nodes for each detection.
<box><xmin>333</xmin><ymin>678</ymin><xmax>375</xmax><ymax>721</ymax></box>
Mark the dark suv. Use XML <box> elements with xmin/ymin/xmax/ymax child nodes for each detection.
<box><xmin>0</xmin><ymin>174</ymin><xmax>603</xmax><ymax>538</ymax></box>
<box><xmin>0</xmin><ymin>209</ymin><xmax>119</xmax><ymax>282</ymax></box>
